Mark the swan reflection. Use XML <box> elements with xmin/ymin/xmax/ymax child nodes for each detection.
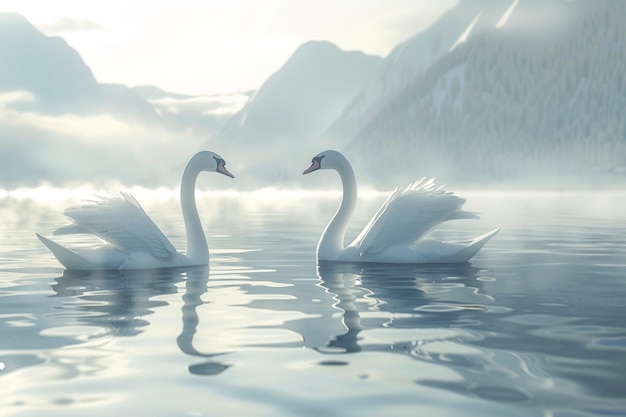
<box><xmin>178</xmin><ymin>267</ymin><xmax>231</xmax><ymax>376</ymax></box>
<box><xmin>312</xmin><ymin>261</ymin><xmax>493</xmax><ymax>355</ymax></box>
<box><xmin>52</xmin><ymin>267</ymin><xmax>183</xmax><ymax>336</ymax></box>
<box><xmin>51</xmin><ymin>266</ymin><xmax>230</xmax><ymax>375</ymax></box>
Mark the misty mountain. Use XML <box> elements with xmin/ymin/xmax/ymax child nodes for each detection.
<box><xmin>0</xmin><ymin>13</ymin><xmax>105</xmax><ymax>114</ymax></box>
<box><xmin>209</xmin><ymin>40</ymin><xmax>383</xmax><ymax>185</ymax></box>
<box><xmin>0</xmin><ymin>12</ymin><xmax>161</xmax><ymax>125</ymax></box>
<box><xmin>0</xmin><ymin>13</ymin><xmax>238</xmax><ymax>131</ymax></box>
<box><xmin>332</xmin><ymin>0</ymin><xmax>625</xmax><ymax>188</ymax></box>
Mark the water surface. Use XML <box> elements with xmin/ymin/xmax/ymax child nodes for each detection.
<box><xmin>0</xmin><ymin>190</ymin><xmax>625</xmax><ymax>416</ymax></box>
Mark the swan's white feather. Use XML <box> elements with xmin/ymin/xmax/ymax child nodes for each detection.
<box><xmin>351</xmin><ymin>179</ymin><xmax>473</xmax><ymax>257</ymax></box>
<box><xmin>304</xmin><ymin>150</ymin><xmax>498</xmax><ymax>263</ymax></box>
<box><xmin>38</xmin><ymin>150</ymin><xmax>232</xmax><ymax>270</ymax></box>
<box><xmin>57</xmin><ymin>191</ymin><xmax>177</xmax><ymax>260</ymax></box>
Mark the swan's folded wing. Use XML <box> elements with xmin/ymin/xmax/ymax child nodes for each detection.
<box><xmin>57</xmin><ymin>192</ymin><xmax>177</xmax><ymax>259</ymax></box>
<box><xmin>351</xmin><ymin>179</ymin><xmax>473</xmax><ymax>257</ymax></box>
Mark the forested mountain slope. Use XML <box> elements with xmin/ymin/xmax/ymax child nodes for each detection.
<box><xmin>342</xmin><ymin>2</ymin><xmax>625</xmax><ymax>188</ymax></box>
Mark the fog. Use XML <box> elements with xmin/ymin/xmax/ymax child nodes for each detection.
<box><xmin>0</xmin><ymin>2</ymin><xmax>624</xmax><ymax>192</ymax></box>
<box><xmin>0</xmin><ymin>91</ymin><xmax>203</xmax><ymax>188</ymax></box>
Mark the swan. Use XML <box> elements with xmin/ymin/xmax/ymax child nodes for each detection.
<box><xmin>302</xmin><ymin>150</ymin><xmax>499</xmax><ymax>263</ymax></box>
<box><xmin>37</xmin><ymin>151</ymin><xmax>234</xmax><ymax>270</ymax></box>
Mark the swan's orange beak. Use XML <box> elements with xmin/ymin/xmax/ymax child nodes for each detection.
<box><xmin>303</xmin><ymin>160</ymin><xmax>320</xmax><ymax>175</ymax></box>
<box><xmin>217</xmin><ymin>162</ymin><xmax>235</xmax><ymax>178</ymax></box>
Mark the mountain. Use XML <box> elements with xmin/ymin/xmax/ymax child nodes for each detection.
<box><xmin>209</xmin><ymin>40</ymin><xmax>383</xmax><ymax>186</ymax></box>
<box><xmin>331</xmin><ymin>0</ymin><xmax>625</xmax><ymax>188</ymax></box>
<box><xmin>220</xmin><ymin>41</ymin><xmax>382</xmax><ymax>140</ymax></box>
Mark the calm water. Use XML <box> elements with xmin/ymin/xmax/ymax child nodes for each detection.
<box><xmin>0</xmin><ymin>189</ymin><xmax>625</xmax><ymax>417</ymax></box>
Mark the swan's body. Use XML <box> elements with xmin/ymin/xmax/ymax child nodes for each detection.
<box><xmin>303</xmin><ymin>150</ymin><xmax>498</xmax><ymax>264</ymax></box>
<box><xmin>37</xmin><ymin>151</ymin><xmax>234</xmax><ymax>270</ymax></box>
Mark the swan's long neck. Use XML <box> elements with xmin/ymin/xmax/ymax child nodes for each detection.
<box><xmin>318</xmin><ymin>157</ymin><xmax>357</xmax><ymax>259</ymax></box>
<box><xmin>181</xmin><ymin>157</ymin><xmax>208</xmax><ymax>264</ymax></box>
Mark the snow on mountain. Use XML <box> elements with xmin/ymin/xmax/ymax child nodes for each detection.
<box><xmin>495</xmin><ymin>0</ymin><xmax>520</xmax><ymax>29</ymax></box>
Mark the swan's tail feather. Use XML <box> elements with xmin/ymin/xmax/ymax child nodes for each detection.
<box><xmin>471</xmin><ymin>228</ymin><xmax>500</xmax><ymax>245</ymax></box>
<box><xmin>451</xmin><ymin>228</ymin><xmax>500</xmax><ymax>262</ymax></box>
<box><xmin>36</xmin><ymin>234</ymin><xmax>92</xmax><ymax>270</ymax></box>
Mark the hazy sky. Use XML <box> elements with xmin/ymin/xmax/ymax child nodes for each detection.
<box><xmin>2</xmin><ymin>0</ymin><xmax>457</xmax><ymax>95</ymax></box>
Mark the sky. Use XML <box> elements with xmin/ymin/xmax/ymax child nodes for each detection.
<box><xmin>1</xmin><ymin>0</ymin><xmax>457</xmax><ymax>95</ymax></box>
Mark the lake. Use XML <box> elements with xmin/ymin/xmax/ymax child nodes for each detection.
<box><xmin>1</xmin><ymin>188</ymin><xmax>625</xmax><ymax>416</ymax></box>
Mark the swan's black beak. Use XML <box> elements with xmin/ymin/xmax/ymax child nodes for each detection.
<box><xmin>217</xmin><ymin>161</ymin><xmax>235</xmax><ymax>178</ymax></box>
<box><xmin>303</xmin><ymin>159</ymin><xmax>320</xmax><ymax>175</ymax></box>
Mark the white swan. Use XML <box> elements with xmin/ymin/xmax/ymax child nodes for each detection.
<box><xmin>37</xmin><ymin>151</ymin><xmax>234</xmax><ymax>270</ymax></box>
<box><xmin>303</xmin><ymin>150</ymin><xmax>499</xmax><ymax>263</ymax></box>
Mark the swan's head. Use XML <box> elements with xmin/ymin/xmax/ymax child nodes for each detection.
<box><xmin>303</xmin><ymin>150</ymin><xmax>344</xmax><ymax>175</ymax></box>
<box><xmin>194</xmin><ymin>151</ymin><xmax>234</xmax><ymax>178</ymax></box>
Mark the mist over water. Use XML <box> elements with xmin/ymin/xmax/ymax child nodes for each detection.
<box><xmin>1</xmin><ymin>188</ymin><xmax>625</xmax><ymax>416</ymax></box>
